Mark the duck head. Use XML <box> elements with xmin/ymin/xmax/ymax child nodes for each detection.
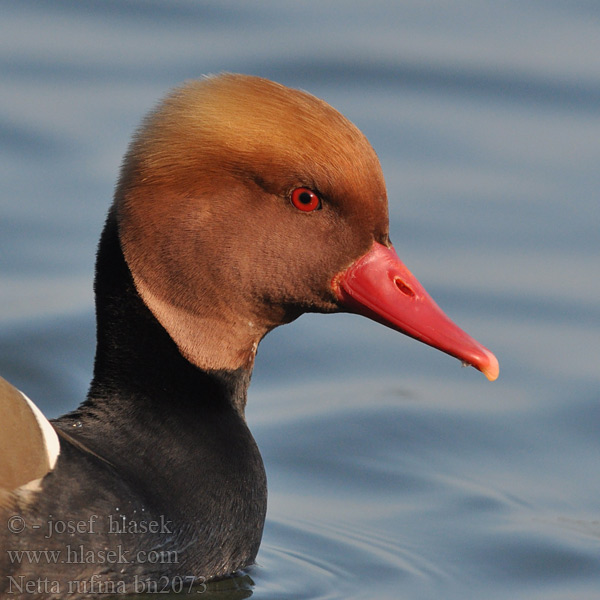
<box><xmin>115</xmin><ymin>74</ymin><xmax>498</xmax><ymax>381</ymax></box>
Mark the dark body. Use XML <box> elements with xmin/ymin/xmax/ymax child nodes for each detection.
<box><xmin>0</xmin><ymin>213</ymin><xmax>266</xmax><ymax>597</ymax></box>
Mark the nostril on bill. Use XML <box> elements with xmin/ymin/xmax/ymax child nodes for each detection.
<box><xmin>394</xmin><ymin>276</ymin><xmax>415</xmax><ymax>297</ymax></box>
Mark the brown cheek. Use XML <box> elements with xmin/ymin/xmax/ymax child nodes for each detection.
<box><xmin>270</xmin><ymin>209</ymin><xmax>372</xmax><ymax>310</ymax></box>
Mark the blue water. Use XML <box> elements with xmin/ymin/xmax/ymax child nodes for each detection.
<box><xmin>2</xmin><ymin>2</ymin><xmax>599</xmax><ymax>598</ymax></box>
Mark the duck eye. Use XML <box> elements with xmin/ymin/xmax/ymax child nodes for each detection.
<box><xmin>290</xmin><ymin>187</ymin><xmax>321</xmax><ymax>212</ymax></box>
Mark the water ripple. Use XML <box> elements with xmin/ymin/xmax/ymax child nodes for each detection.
<box><xmin>255</xmin><ymin>515</ymin><xmax>446</xmax><ymax>599</ymax></box>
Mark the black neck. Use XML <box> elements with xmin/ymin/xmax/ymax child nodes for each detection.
<box><xmin>87</xmin><ymin>207</ymin><xmax>252</xmax><ymax>415</ymax></box>
<box><xmin>53</xmin><ymin>208</ymin><xmax>266</xmax><ymax>575</ymax></box>
<box><xmin>54</xmin><ymin>206</ymin><xmax>265</xmax><ymax>513</ymax></box>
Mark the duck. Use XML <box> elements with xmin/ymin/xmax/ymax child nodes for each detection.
<box><xmin>0</xmin><ymin>74</ymin><xmax>498</xmax><ymax>596</ymax></box>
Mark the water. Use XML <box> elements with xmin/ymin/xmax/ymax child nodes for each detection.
<box><xmin>1</xmin><ymin>2</ymin><xmax>599</xmax><ymax>598</ymax></box>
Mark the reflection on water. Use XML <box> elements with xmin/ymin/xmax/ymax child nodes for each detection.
<box><xmin>2</xmin><ymin>2</ymin><xmax>600</xmax><ymax>598</ymax></box>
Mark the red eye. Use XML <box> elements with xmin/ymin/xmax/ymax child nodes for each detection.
<box><xmin>290</xmin><ymin>187</ymin><xmax>321</xmax><ymax>212</ymax></box>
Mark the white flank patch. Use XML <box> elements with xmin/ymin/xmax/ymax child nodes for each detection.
<box><xmin>20</xmin><ymin>392</ymin><xmax>61</xmax><ymax>470</ymax></box>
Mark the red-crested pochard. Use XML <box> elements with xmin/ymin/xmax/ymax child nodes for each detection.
<box><xmin>0</xmin><ymin>74</ymin><xmax>498</xmax><ymax>596</ymax></box>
